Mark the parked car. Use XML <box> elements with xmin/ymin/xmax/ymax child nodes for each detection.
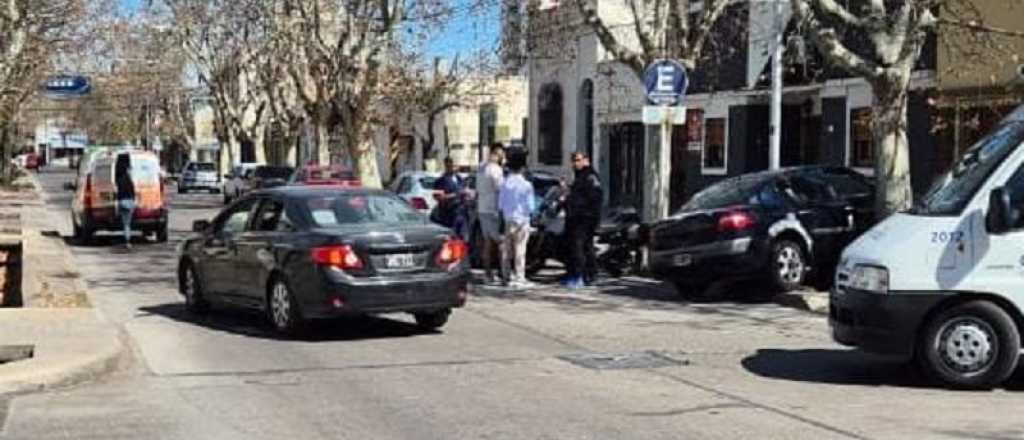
<box><xmin>222</xmin><ymin>162</ymin><xmax>260</xmax><ymax>204</ymax></box>
<box><xmin>289</xmin><ymin>164</ymin><xmax>360</xmax><ymax>187</ymax></box>
<box><xmin>389</xmin><ymin>171</ymin><xmax>440</xmax><ymax>212</ymax></box>
<box><xmin>68</xmin><ymin>150</ymin><xmax>168</xmax><ymax>243</ymax></box>
<box><xmin>177</xmin><ymin>186</ymin><xmax>470</xmax><ymax>335</ymax></box>
<box><xmin>178</xmin><ymin>161</ymin><xmax>220</xmax><ymax>194</ymax></box>
<box><xmin>248</xmin><ymin>165</ymin><xmax>295</xmax><ymax>192</ymax></box>
<box><xmin>647</xmin><ymin>166</ymin><xmax>875</xmax><ymax>299</ymax></box>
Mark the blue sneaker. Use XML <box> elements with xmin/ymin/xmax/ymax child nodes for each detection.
<box><xmin>564</xmin><ymin>276</ymin><xmax>584</xmax><ymax>289</ymax></box>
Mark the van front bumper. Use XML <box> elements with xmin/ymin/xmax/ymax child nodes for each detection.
<box><xmin>829</xmin><ymin>286</ymin><xmax>946</xmax><ymax>360</ymax></box>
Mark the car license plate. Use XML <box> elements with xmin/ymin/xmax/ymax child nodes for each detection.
<box><xmin>385</xmin><ymin>253</ymin><xmax>416</xmax><ymax>269</ymax></box>
<box><xmin>674</xmin><ymin>254</ymin><xmax>692</xmax><ymax>266</ymax></box>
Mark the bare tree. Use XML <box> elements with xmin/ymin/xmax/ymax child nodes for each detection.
<box><xmin>791</xmin><ymin>0</ymin><xmax>1024</xmax><ymax>216</ymax></box>
<box><xmin>0</xmin><ymin>0</ymin><xmax>84</xmax><ymax>181</ymax></box>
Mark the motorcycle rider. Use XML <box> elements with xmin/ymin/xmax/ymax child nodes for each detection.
<box><xmin>562</xmin><ymin>152</ymin><xmax>603</xmax><ymax>288</ymax></box>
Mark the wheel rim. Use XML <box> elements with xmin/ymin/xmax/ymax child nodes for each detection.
<box><xmin>936</xmin><ymin>317</ymin><xmax>997</xmax><ymax>375</ymax></box>
<box><xmin>271</xmin><ymin>282</ymin><xmax>291</xmax><ymax>329</ymax></box>
<box><xmin>183</xmin><ymin>268</ymin><xmax>197</xmax><ymax>305</ymax></box>
<box><xmin>776</xmin><ymin>246</ymin><xmax>804</xmax><ymax>283</ymax></box>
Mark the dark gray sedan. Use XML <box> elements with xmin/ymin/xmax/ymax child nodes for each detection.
<box><xmin>177</xmin><ymin>186</ymin><xmax>470</xmax><ymax>336</ymax></box>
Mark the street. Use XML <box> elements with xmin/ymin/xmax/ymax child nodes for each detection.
<box><xmin>0</xmin><ymin>168</ymin><xmax>1022</xmax><ymax>440</ymax></box>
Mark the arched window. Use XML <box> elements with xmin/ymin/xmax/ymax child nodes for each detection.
<box><xmin>538</xmin><ymin>83</ymin><xmax>562</xmax><ymax>165</ymax></box>
<box><xmin>579</xmin><ymin>79</ymin><xmax>594</xmax><ymax>160</ymax></box>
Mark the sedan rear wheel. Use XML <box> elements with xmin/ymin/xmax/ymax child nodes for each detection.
<box><xmin>180</xmin><ymin>263</ymin><xmax>209</xmax><ymax>314</ymax></box>
<box><xmin>414</xmin><ymin>309</ymin><xmax>451</xmax><ymax>331</ymax></box>
<box><xmin>770</xmin><ymin>240</ymin><xmax>806</xmax><ymax>292</ymax></box>
<box><xmin>268</xmin><ymin>277</ymin><xmax>305</xmax><ymax>336</ymax></box>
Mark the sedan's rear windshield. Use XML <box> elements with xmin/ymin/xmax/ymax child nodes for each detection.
<box><xmin>303</xmin><ymin>194</ymin><xmax>424</xmax><ymax>227</ymax></box>
<box><xmin>256</xmin><ymin>167</ymin><xmax>294</xmax><ymax>179</ymax></box>
<box><xmin>680</xmin><ymin>175</ymin><xmax>770</xmax><ymax>211</ymax></box>
<box><xmin>419</xmin><ymin>177</ymin><xmax>437</xmax><ymax>188</ymax></box>
<box><xmin>192</xmin><ymin>163</ymin><xmax>216</xmax><ymax>171</ymax></box>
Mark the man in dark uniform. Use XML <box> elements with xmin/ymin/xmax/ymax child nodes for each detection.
<box><xmin>563</xmin><ymin>152</ymin><xmax>602</xmax><ymax>288</ymax></box>
<box><xmin>432</xmin><ymin>157</ymin><xmax>464</xmax><ymax>229</ymax></box>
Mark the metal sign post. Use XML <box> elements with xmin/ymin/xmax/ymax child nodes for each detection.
<box><xmin>642</xmin><ymin>60</ymin><xmax>688</xmax><ymax>222</ymax></box>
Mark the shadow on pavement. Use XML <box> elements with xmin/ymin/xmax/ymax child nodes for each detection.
<box><xmin>138</xmin><ymin>302</ymin><xmax>433</xmax><ymax>342</ymax></box>
<box><xmin>742</xmin><ymin>348</ymin><xmax>1024</xmax><ymax>391</ymax></box>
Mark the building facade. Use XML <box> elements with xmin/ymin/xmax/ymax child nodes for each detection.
<box><xmin>522</xmin><ymin>0</ymin><xmax>1002</xmax><ymax>218</ymax></box>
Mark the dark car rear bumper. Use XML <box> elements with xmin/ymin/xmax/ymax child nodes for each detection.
<box><xmin>829</xmin><ymin>286</ymin><xmax>945</xmax><ymax>360</ymax></box>
<box><xmin>298</xmin><ymin>267</ymin><xmax>471</xmax><ymax>319</ymax></box>
<box><xmin>648</xmin><ymin>237</ymin><xmax>769</xmax><ymax>283</ymax></box>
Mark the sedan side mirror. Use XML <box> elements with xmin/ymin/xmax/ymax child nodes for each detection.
<box><xmin>986</xmin><ymin>187</ymin><xmax>1017</xmax><ymax>234</ymax></box>
<box><xmin>192</xmin><ymin>219</ymin><xmax>211</xmax><ymax>233</ymax></box>
<box><xmin>63</xmin><ymin>182</ymin><xmax>76</xmax><ymax>191</ymax></box>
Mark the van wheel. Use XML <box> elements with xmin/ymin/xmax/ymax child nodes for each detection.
<box><xmin>917</xmin><ymin>301</ymin><xmax>1020</xmax><ymax>389</ymax></box>
<box><xmin>156</xmin><ymin>225</ymin><xmax>169</xmax><ymax>243</ymax></box>
<box><xmin>770</xmin><ymin>240</ymin><xmax>806</xmax><ymax>292</ymax></box>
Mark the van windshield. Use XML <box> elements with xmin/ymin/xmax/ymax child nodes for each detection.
<box><xmin>915</xmin><ymin>121</ymin><xmax>1024</xmax><ymax>216</ymax></box>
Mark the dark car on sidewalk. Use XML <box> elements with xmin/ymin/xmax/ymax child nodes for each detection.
<box><xmin>177</xmin><ymin>186</ymin><xmax>470</xmax><ymax>335</ymax></box>
<box><xmin>648</xmin><ymin>166</ymin><xmax>875</xmax><ymax>299</ymax></box>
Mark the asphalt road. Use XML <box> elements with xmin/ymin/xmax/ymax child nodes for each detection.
<box><xmin>2</xmin><ymin>168</ymin><xmax>1023</xmax><ymax>440</ymax></box>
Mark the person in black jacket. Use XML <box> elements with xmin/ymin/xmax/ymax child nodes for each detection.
<box><xmin>114</xmin><ymin>153</ymin><xmax>136</xmax><ymax>250</ymax></box>
<box><xmin>562</xmin><ymin>152</ymin><xmax>603</xmax><ymax>288</ymax></box>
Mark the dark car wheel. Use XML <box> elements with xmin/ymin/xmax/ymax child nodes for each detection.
<box><xmin>268</xmin><ymin>277</ymin><xmax>305</xmax><ymax>336</ymax></box>
<box><xmin>414</xmin><ymin>309</ymin><xmax>451</xmax><ymax>331</ymax></box>
<box><xmin>180</xmin><ymin>262</ymin><xmax>209</xmax><ymax>314</ymax></box>
<box><xmin>73</xmin><ymin>215</ymin><xmax>93</xmax><ymax>244</ymax></box>
<box><xmin>917</xmin><ymin>301</ymin><xmax>1020</xmax><ymax>389</ymax></box>
<box><xmin>156</xmin><ymin>224</ymin><xmax>169</xmax><ymax>243</ymax></box>
<box><xmin>770</xmin><ymin>240</ymin><xmax>806</xmax><ymax>292</ymax></box>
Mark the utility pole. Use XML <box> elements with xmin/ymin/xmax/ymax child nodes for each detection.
<box><xmin>769</xmin><ymin>0</ymin><xmax>783</xmax><ymax>170</ymax></box>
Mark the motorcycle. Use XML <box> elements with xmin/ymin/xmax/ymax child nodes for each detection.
<box><xmin>595</xmin><ymin>206</ymin><xmax>645</xmax><ymax>277</ymax></box>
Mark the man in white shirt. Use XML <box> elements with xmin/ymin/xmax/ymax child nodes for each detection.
<box><xmin>498</xmin><ymin>157</ymin><xmax>535</xmax><ymax>289</ymax></box>
<box><xmin>476</xmin><ymin>144</ymin><xmax>505</xmax><ymax>284</ymax></box>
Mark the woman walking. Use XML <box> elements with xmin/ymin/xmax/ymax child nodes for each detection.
<box><xmin>115</xmin><ymin>153</ymin><xmax>136</xmax><ymax>250</ymax></box>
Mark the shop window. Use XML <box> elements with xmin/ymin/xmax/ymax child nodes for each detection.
<box><xmin>686</xmin><ymin>109</ymin><xmax>705</xmax><ymax>149</ymax></box>
<box><xmin>702</xmin><ymin>118</ymin><xmax>726</xmax><ymax>174</ymax></box>
<box><xmin>850</xmin><ymin>108</ymin><xmax>873</xmax><ymax>168</ymax></box>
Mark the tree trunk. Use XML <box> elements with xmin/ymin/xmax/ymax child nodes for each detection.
<box><xmin>870</xmin><ymin>70</ymin><xmax>914</xmax><ymax>217</ymax></box>
<box><xmin>314</xmin><ymin>123</ymin><xmax>331</xmax><ymax>165</ymax></box>
<box><xmin>352</xmin><ymin>137</ymin><xmax>382</xmax><ymax>189</ymax></box>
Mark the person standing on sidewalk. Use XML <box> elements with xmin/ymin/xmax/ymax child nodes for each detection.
<box><xmin>562</xmin><ymin>152</ymin><xmax>603</xmax><ymax>288</ymax></box>
<box><xmin>432</xmin><ymin>157</ymin><xmax>464</xmax><ymax>229</ymax></box>
<box><xmin>498</xmin><ymin>156</ymin><xmax>534</xmax><ymax>289</ymax></box>
<box><xmin>114</xmin><ymin>153</ymin><xmax>136</xmax><ymax>250</ymax></box>
<box><xmin>475</xmin><ymin>144</ymin><xmax>505</xmax><ymax>284</ymax></box>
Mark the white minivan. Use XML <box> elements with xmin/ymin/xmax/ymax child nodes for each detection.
<box><xmin>831</xmin><ymin>105</ymin><xmax>1024</xmax><ymax>389</ymax></box>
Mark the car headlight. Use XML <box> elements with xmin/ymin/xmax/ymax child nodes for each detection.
<box><xmin>850</xmin><ymin>264</ymin><xmax>889</xmax><ymax>294</ymax></box>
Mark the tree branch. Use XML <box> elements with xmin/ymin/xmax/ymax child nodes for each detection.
<box><xmin>573</xmin><ymin>0</ymin><xmax>645</xmax><ymax>77</ymax></box>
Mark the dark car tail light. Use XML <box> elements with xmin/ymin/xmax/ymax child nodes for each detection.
<box><xmin>311</xmin><ymin>245</ymin><xmax>364</xmax><ymax>270</ymax></box>
<box><xmin>409</xmin><ymin>197</ymin><xmax>429</xmax><ymax>210</ymax></box>
<box><xmin>83</xmin><ymin>174</ymin><xmax>93</xmax><ymax>210</ymax></box>
<box><xmin>717</xmin><ymin>211</ymin><xmax>755</xmax><ymax>232</ymax></box>
<box><xmin>436</xmin><ymin>237</ymin><xmax>467</xmax><ymax>270</ymax></box>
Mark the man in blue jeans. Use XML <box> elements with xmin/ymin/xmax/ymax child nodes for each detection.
<box><xmin>115</xmin><ymin>153</ymin><xmax>135</xmax><ymax>250</ymax></box>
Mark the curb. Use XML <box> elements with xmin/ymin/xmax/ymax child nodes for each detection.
<box><xmin>772</xmin><ymin>291</ymin><xmax>829</xmax><ymax>315</ymax></box>
<box><xmin>0</xmin><ymin>331</ymin><xmax>125</xmax><ymax>397</ymax></box>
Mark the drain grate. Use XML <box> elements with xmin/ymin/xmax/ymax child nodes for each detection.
<box><xmin>0</xmin><ymin>345</ymin><xmax>33</xmax><ymax>365</ymax></box>
<box><xmin>558</xmin><ymin>351</ymin><xmax>689</xmax><ymax>370</ymax></box>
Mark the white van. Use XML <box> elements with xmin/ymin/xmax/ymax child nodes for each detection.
<box><xmin>831</xmin><ymin>105</ymin><xmax>1024</xmax><ymax>389</ymax></box>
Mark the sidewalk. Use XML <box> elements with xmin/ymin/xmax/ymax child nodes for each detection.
<box><xmin>0</xmin><ymin>169</ymin><xmax>126</xmax><ymax>396</ymax></box>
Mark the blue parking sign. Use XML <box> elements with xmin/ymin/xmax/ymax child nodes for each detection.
<box><xmin>643</xmin><ymin>60</ymin><xmax>688</xmax><ymax>106</ymax></box>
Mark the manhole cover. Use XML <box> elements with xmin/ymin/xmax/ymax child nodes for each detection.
<box><xmin>558</xmin><ymin>351</ymin><xmax>689</xmax><ymax>370</ymax></box>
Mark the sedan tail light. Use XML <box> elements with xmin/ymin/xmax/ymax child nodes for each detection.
<box><xmin>409</xmin><ymin>197</ymin><xmax>429</xmax><ymax>210</ymax></box>
<box><xmin>717</xmin><ymin>211</ymin><xmax>755</xmax><ymax>232</ymax></box>
<box><xmin>311</xmin><ymin>245</ymin><xmax>364</xmax><ymax>270</ymax></box>
<box><xmin>436</xmin><ymin>237</ymin><xmax>467</xmax><ymax>270</ymax></box>
<box><xmin>83</xmin><ymin>174</ymin><xmax>94</xmax><ymax>210</ymax></box>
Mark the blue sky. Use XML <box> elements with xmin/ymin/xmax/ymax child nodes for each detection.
<box><xmin>119</xmin><ymin>0</ymin><xmax>498</xmax><ymax>60</ymax></box>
